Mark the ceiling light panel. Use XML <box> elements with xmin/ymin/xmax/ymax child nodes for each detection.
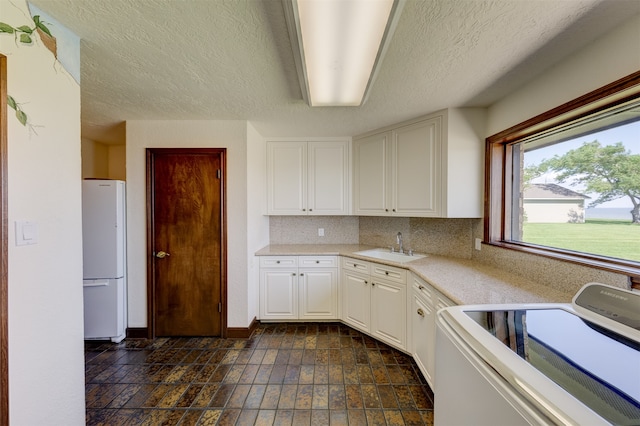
<box><xmin>284</xmin><ymin>0</ymin><xmax>404</xmax><ymax>107</ymax></box>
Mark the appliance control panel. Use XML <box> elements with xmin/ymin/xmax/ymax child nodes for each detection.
<box><xmin>573</xmin><ymin>282</ymin><xmax>640</xmax><ymax>336</ymax></box>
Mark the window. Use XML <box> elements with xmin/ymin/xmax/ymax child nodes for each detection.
<box><xmin>485</xmin><ymin>71</ymin><xmax>640</xmax><ymax>285</ymax></box>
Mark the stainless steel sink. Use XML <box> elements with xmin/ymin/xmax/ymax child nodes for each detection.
<box><xmin>353</xmin><ymin>248</ymin><xmax>426</xmax><ymax>263</ymax></box>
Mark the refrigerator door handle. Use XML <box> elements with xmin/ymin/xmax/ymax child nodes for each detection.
<box><xmin>83</xmin><ymin>281</ymin><xmax>109</xmax><ymax>288</ymax></box>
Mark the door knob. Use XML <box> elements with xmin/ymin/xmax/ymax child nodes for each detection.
<box><xmin>155</xmin><ymin>251</ymin><xmax>170</xmax><ymax>259</ymax></box>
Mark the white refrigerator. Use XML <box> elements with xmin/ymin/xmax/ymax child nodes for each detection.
<box><xmin>82</xmin><ymin>179</ymin><xmax>127</xmax><ymax>343</ymax></box>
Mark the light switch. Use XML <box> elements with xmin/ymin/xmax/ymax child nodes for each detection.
<box><xmin>15</xmin><ymin>220</ymin><xmax>38</xmax><ymax>246</ymax></box>
<box><xmin>318</xmin><ymin>228</ymin><xmax>325</xmax><ymax>237</ymax></box>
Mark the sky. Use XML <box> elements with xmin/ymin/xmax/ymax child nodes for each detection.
<box><xmin>525</xmin><ymin>120</ymin><xmax>640</xmax><ymax>208</ymax></box>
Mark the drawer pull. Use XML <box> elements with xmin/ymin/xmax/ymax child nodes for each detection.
<box><xmin>418</xmin><ymin>285</ymin><xmax>424</xmax><ymax>290</ymax></box>
<box><xmin>276</xmin><ymin>261</ymin><xmax>280</xmax><ymax>264</ymax></box>
<box><xmin>385</xmin><ymin>271</ymin><xmax>389</xmax><ymax>275</ymax></box>
<box><xmin>316</xmin><ymin>260</ymin><xmax>320</xmax><ymax>264</ymax></box>
<box><xmin>417</xmin><ymin>308</ymin><xmax>425</xmax><ymax>317</ymax></box>
<box><xmin>371</xmin><ymin>282</ymin><xmax>375</xmax><ymax>286</ymax></box>
<box><xmin>292</xmin><ymin>273</ymin><xmax>296</xmax><ymax>276</ymax></box>
<box><xmin>300</xmin><ymin>273</ymin><xmax>304</xmax><ymax>276</ymax></box>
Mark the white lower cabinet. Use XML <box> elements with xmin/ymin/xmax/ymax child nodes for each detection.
<box><xmin>261</xmin><ymin>268</ymin><xmax>298</xmax><ymax>320</ymax></box>
<box><xmin>299</xmin><ymin>269</ymin><xmax>338</xmax><ymax>319</ymax></box>
<box><xmin>260</xmin><ymin>256</ymin><xmax>337</xmax><ymax>320</ymax></box>
<box><xmin>409</xmin><ymin>273</ymin><xmax>453</xmax><ymax>388</ymax></box>
<box><xmin>342</xmin><ymin>257</ymin><xmax>407</xmax><ymax>350</ymax></box>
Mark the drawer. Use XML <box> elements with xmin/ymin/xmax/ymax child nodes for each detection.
<box><xmin>412</xmin><ymin>276</ymin><xmax>433</xmax><ymax>303</ymax></box>
<box><xmin>259</xmin><ymin>256</ymin><xmax>298</xmax><ymax>268</ymax></box>
<box><xmin>371</xmin><ymin>263</ymin><xmax>406</xmax><ymax>284</ymax></box>
<box><xmin>299</xmin><ymin>256</ymin><xmax>338</xmax><ymax>268</ymax></box>
<box><xmin>342</xmin><ymin>257</ymin><xmax>370</xmax><ymax>274</ymax></box>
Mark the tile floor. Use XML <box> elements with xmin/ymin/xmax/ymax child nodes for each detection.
<box><xmin>85</xmin><ymin>322</ymin><xmax>434</xmax><ymax>425</ymax></box>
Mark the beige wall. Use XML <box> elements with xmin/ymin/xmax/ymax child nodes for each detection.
<box><xmin>108</xmin><ymin>144</ymin><xmax>126</xmax><ymax>180</ymax></box>
<box><xmin>1</xmin><ymin>0</ymin><xmax>85</xmax><ymax>423</ymax></box>
<box><xmin>82</xmin><ymin>138</ymin><xmax>126</xmax><ymax>180</ymax></box>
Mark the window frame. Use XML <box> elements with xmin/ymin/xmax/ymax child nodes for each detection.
<box><xmin>484</xmin><ymin>71</ymin><xmax>640</xmax><ymax>288</ymax></box>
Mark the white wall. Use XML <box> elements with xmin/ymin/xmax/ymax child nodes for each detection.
<box><xmin>487</xmin><ymin>14</ymin><xmax>640</xmax><ymax>135</ymax></box>
<box><xmin>126</xmin><ymin>120</ymin><xmax>268</xmax><ymax>329</ymax></box>
<box><xmin>1</xmin><ymin>0</ymin><xmax>85</xmax><ymax>424</ymax></box>
<box><xmin>246</xmin><ymin>122</ymin><xmax>269</xmax><ymax>324</ymax></box>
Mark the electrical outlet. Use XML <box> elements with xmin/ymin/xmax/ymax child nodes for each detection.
<box><xmin>318</xmin><ymin>228</ymin><xmax>325</xmax><ymax>237</ymax></box>
<box><xmin>475</xmin><ymin>238</ymin><xmax>482</xmax><ymax>251</ymax></box>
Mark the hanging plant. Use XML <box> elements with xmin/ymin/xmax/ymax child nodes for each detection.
<box><xmin>7</xmin><ymin>95</ymin><xmax>28</xmax><ymax>126</ymax></box>
<box><xmin>0</xmin><ymin>15</ymin><xmax>55</xmax><ymax>56</ymax></box>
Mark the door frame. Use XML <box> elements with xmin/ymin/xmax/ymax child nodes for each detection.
<box><xmin>1</xmin><ymin>54</ymin><xmax>9</xmax><ymax>426</ymax></box>
<box><xmin>145</xmin><ymin>148</ymin><xmax>228</xmax><ymax>338</ymax></box>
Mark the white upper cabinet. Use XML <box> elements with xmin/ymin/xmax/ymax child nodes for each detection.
<box><xmin>353</xmin><ymin>108</ymin><xmax>485</xmax><ymax>218</ymax></box>
<box><xmin>267</xmin><ymin>140</ymin><xmax>350</xmax><ymax>215</ymax></box>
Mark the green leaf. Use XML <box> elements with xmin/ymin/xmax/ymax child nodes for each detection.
<box><xmin>16</xmin><ymin>110</ymin><xmax>27</xmax><ymax>126</ymax></box>
<box><xmin>19</xmin><ymin>33</ymin><xmax>32</xmax><ymax>44</ymax></box>
<box><xmin>7</xmin><ymin>96</ymin><xmax>16</xmax><ymax>110</ymax></box>
<box><xmin>33</xmin><ymin>15</ymin><xmax>40</xmax><ymax>25</ymax></box>
<box><xmin>0</xmin><ymin>23</ymin><xmax>14</xmax><ymax>34</ymax></box>
<box><xmin>36</xmin><ymin>21</ymin><xmax>52</xmax><ymax>37</ymax></box>
<box><xmin>17</xmin><ymin>25</ymin><xmax>33</xmax><ymax>34</ymax></box>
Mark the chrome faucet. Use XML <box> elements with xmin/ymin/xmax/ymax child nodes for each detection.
<box><xmin>396</xmin><ymin>232</ymin><xmax>404</xmax><ymax>254</ymax></box>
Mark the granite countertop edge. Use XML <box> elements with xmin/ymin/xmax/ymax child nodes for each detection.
<box><xmin>255</xmin><ymin>244</ymin><xmax>573</xmax><ymax>305</ymax></box>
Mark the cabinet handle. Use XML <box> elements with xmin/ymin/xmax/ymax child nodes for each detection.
<box><xmin>364</xmin><ymin>280</ymin><xmax>368</xmax><ymax>284</ymax></box>
<box><xmin>385</xmin><ymin>209</ymin><xmax>389</xmax><ymax>212</ymax></box>
<box><xmin>300</xmin><ymin>273</ymin><xmax>304</xmax><ymax>276</ymax></box>
<box><xmin>392</xmin><ymin>209</ymin><xmax>396</xmax><ymax>212</ymax></box>
<box><xmin>371</xmin><ymin>282</ymin><xmax>375</xmax><ymax>286</ymax></box>
<box><xmin>276</xmin><ymin>261</ymin><xmax>281</xmax><ymax>264</ymax></box>
<box><xmin>418</xmin><ymin>285</ymin><xmax>424</xmax><ymax>290</ymax></box>
<box><xmin>316</xmin><ymin>261</ymin><xmax>320</xmax><ymax>264</ymax></box>
<box><xmin>292</xmin><ymin>273</ymin><xmax>296</xmax><ymax>276</ymax></box>
<box><xmin>309</xmin><ymin>209</ymin><xmax>313</xmax><ymax>211</ymax></box>
<box><xmin>417</xmin><ymin>308</ymin><xmax>425</xmax><ymax>317</ymax></box>
<box><xmin>302</xmin><ymin>208</ymin><xmax>306</xmax><ymax>211</ymax></box>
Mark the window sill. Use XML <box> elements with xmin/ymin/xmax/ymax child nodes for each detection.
<box><xmin>486</xmin><ymin>240</ymin><xmax>640</xmax><ymax>289</ymax></box>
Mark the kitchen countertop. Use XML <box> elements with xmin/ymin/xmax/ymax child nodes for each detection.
<box><xmin>255</xmin><ymin>244</ymin><xmax>573</xmax><ymax>305</ymax></box>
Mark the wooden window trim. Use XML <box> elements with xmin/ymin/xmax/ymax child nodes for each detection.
<box><xmin>484</xmin><ymin>71</ymin><xmax>640</xmax><ymax>289</ymax></box>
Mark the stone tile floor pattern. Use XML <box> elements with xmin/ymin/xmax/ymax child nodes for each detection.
<box><xmin>85</xmin><ymin>322</ymin><xmax>434</xmax><ymax>425</ymax></box>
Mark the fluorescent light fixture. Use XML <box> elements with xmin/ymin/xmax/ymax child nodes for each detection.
<box><xmin>283</xmin><ymin>0</ymin><xmax>405</xmax><ymax>107</ymax></box>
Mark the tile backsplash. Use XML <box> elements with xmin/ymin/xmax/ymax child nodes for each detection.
<box><xmin>268</xmin><ymin>215</ymin><xmax>630</xmax><ymax>294</ymax></box>
<box><xmin>269</xmin><ymin>216</ymin><xmax>359</xmax><ymax>244</ymax></box>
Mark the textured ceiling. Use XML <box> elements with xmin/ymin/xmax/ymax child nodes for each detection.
<box><xmin>29</xmin><ymin>0</ymin><xmax>640</xmax><ymax>145</ymax></box>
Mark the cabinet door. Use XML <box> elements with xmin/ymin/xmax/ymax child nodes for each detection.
<box><xmin>391</xmin><ymin>118</ymin><xmax>441</xmax><ymax>216</ymax></box>
<box><xmin>299</xmin><ymin>269</ymin><xmax>338</xmax><ymax>319</ymax></box>
<box><xmin>267</xmin><ymin>142</ymin><xmax>307</xmax><ymax>215</ymax></box>
<box><xmin>342</xmin><ymin>271</ymin><xmax>370</xmax><ymax>332</ymax></box>
<box><xmin>371</xmin><ymin>279</ymin><xmax>406</xmax><ymax>349</ymax></box>
<box><xmin>308</xmin><ymin>141</ymin><xmax>349</xmax><ymax>215</ymax></box>
<box><xmin>412</xmin><ymin>293</ymin><xmax>435</xmax><ymax>387</ymax></box>
<box><xmin>353</xmin><ymin>133</ymin><xmax>390</xmax><ymax>215</ymax></box>
<box><xmin>260</xmin><ymin>269</ymin><xmax>298</xmax><ymax>320</ymax></box>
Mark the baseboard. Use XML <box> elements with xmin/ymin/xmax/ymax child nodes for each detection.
<box><xmin>227</xmin><ymin>317</ymin><xmax>258</xmax><ymax>338</ymax></box>
<box><xmin>126</xmin><ymin>327</ymin><xmax>150</xmax><ymax>339</ymax></box>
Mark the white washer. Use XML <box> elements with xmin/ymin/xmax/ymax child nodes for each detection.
<box><xmin>434</xmin><ymin>283</ymin><xmax>640</xmax><ymax>425</ymax></box>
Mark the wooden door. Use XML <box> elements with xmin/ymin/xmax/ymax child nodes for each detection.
<box><xmin>147</xmin><ymin>148</ymin><xmax>226</xmax><ymax>337</ymax></box>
